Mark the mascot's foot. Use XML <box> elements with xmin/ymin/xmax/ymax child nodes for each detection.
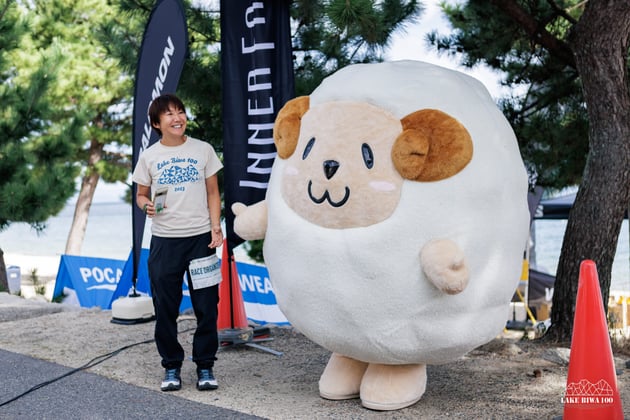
<box><xmin>360</xmin><ymin>363</ymin><xmax>427</xmax><ymax>411</ymax></box>
<box><xmin>319</xmin><ymin>353</ymin><xmax>368</xmax><ymax>400</ymax></box>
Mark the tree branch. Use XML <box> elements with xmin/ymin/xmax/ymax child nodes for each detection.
<box><xmin>489</xmin><ymin>0</ymin><xmax>576</xmax><ymax>68</ymax></box>
<box><xmin>546</xmin><ymin>0</ymin><xmax>578</xmax><ymax>25</ymax></box>
<box><xmin>0</xmin><ymin>0</ymin><xmax>12</xmax><ymax>22</ymax></box>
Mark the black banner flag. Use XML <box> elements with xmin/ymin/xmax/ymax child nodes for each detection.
<box><xmin>131</xmin><ymin>0</ymin><xmax>188</xmax><ymax>287</ymax></box>
<box><xmin>221</xmin><ymin>0</ymin><xmax>295</xmax><ymax>253</ymax></box>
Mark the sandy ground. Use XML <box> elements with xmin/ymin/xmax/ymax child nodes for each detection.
<box><xmin>1</xmin><ymin>293</ymin><xmax>629</xmax><ymax>419</ymax></box>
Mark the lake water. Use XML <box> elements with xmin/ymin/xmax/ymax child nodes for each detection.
<box><xmin>1</xmin><ymin>201</ymin><xmax>136</xmax><ymax>260</ymax></box>
<box><xmin>0</xmin><ymin>187</ymin><xmax>628</xmax><ymax>290</ymax></box>
<box><xmin>533</xmin><ymin>219</ymin><xmax>629</xmax><ymax>291</ymax></box>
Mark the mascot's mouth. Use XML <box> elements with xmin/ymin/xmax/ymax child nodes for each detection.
<box><xmin>308</xmin><ymin>180</ymin><xmax>350</xmax><ymax>207</ymax></box>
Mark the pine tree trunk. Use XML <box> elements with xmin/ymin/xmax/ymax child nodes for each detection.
<box><xmin>64</xmin><ymin>139</ymin><xmax>104</xmax><ymax>256</ymax></box>
<box><xmin>546</xmin><ymin>1</ymin><xmax>630</xmax><ymax>342</ymax></box>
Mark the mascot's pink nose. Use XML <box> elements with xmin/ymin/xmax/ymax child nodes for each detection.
<box><xmin>323</xmin><ymin>160</ymin><xmax>340</xmax><ymax>179</ymax></box>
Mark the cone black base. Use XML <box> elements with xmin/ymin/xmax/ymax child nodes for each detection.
<box><xmin>219</xmin><ymin>327</ymin><xmax>254</xmax><ymax>346</ymax></box>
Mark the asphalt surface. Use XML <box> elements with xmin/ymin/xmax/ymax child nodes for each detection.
<box><xmin>0</xmin><ymin>349</ymin><xmax>262</xmax><ymax>420</ymax></box>
<box><xmin>0</xmin><ymin>291</ymin><xmax>263</xmax><ymax>420</ymax></box>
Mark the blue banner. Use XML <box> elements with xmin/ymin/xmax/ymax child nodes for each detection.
<box><xmin>52</xmin><ymin>252</ymin><xmax>287</xmax><ymax>324</ymax></box>
<box><xmin>235</xmin><ymin>261</ymin><xmax>289</xmax><ymax>325</ymax></box>
<box><xmin>53</xmin><ymin>255</ymin><xmax>126</xmax><ymax>310</ymax></box>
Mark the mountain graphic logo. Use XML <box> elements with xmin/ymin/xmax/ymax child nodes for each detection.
<box><xmin>159</xmin><ymin>165</ymin><xmax>199</xmax><ymax>184</ymax></box>
<box><xmin>565</xmin><ymin>379</ymin><xmax>614</xmax><ymax>397</ymax></box>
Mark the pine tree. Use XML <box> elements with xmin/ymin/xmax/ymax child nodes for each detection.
<box><xmin>21</xmin><ymin>0</ymin><xmax>136</xmax><ymax>255</ymax></box>
<box><xmin>0</xmin><ymin>1</ymin><xmax>80</xmax><ymax>289</ymax></box>
<box><xmin>0</xmin><ymin>2</ymin><xmax>80</xmax><ymax>230</ymax></box>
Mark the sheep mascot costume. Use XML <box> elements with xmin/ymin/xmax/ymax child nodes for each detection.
<box><xmin>233</xmin><ymin>60</ymin><xmax>530</xmax><ymax>411</ymax></box>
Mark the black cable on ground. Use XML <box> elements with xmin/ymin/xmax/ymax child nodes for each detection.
<box><xmin>0</xmin><ymin>320</ymin><xmax>197</xmax><ymax>407</ymax></box>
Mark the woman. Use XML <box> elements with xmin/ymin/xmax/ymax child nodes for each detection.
<box><xmin>132</xmin><ymin>93</ymin><xmax>223</xmax><ymax>392</ymax></box>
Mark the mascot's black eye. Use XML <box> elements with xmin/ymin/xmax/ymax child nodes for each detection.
<box><xmin>361</xmin><ymin>143</ymin><xmax>374</xmax><ymax>169</ymax></box>
<box><xmin>303</xmin><ymin>137</ymin><xmax>316</xmax><ymax>160</ymax></box>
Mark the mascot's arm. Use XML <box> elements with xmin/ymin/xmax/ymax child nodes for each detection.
<box><xmin>232</xmin><ymin>201</ymin><xmax>268</xmax><ymax>240</ymax></box>
<box><xmin>420</xmin><ymin>239</ymin><xmax>469</xmax><ymax>294</ymax></box>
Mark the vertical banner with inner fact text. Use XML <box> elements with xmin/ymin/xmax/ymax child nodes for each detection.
<box><xmin>221</xmin><ymin>0</ymin><xmax>295</xmax><ymax>253</ymax></box>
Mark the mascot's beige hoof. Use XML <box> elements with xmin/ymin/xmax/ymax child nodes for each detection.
<box><xmin>319</xmin><ymin>353</ymin><xmax>368</xmax><ymax>400</ymax></box>
<box><xmin>360</xmin><ymin>363</ymin><xmax>427</xmax><ymax>411</ymax></box>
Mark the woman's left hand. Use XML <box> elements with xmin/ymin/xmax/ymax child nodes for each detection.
<box><xmin>209</xmin><ymin>228</ymin><xmax>223</xmax><ymax>248</ymax></box>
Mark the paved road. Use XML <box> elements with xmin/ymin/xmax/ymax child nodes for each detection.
<box><xmin>0</xmin><ymin>349</ymin><xmax>261</xmax><ymax>420</ymax></box>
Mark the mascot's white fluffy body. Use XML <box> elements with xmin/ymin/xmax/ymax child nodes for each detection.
<box><xmin>233</xmin><ymin>60</ymin><xmax>530</xmax><ymax>410</ymax></box>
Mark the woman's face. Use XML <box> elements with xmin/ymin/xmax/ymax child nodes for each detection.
<box><xmin>154</xmin><ymin>105</ymin><xmax>187</xmax><ymax>138</ymax></box>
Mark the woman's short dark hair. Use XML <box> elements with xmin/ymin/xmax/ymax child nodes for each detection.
<box><xmin>148</xmin><ymin>93</ymin><xmax>186</xmax><ymax>136</ymax></box>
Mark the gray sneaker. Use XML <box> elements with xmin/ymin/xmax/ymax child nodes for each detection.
<box><xmin>161</xmin><ymin>368</ymin><xmax>181</xmax><ymax>391</ymax></box>
<box><xmin>197</xmin><ymin>368</ymin><xmax>218</xmax><ymax>390</ymax></box>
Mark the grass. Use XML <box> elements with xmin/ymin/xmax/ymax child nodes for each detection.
<box><xmin>29</xmin><ymin>268</ymin><xmax>46</xmax><ymax>296</ymax></box>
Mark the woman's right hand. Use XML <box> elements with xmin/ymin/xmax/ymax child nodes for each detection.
<box><xmin>144</xmin><ymin>201</ymin><xmax>156</xmax><ymax>218</ymax></box>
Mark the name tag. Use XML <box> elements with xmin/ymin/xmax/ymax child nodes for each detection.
<box><xmin>188</xmin><ymin>255</ymin><xmax>222</xmax><ymax>290</ymax></box>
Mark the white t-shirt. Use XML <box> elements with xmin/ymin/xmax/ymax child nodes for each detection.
<box><xmin>132</xmin><ymin>136</ymin><xmax>223</xmax><ymax>238</ymax></box>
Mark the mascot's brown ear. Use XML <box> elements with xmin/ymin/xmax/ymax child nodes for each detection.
<box><xmin>273</xmin><ymin>96</ymin><xmax>310</xmax><ymax>159</ymax></box>
<box><xmin>392</xmin><ymin>109</ymin><xmax>473</xmax><ymax>182</ymax></box>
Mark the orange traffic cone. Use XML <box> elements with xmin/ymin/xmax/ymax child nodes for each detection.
<box><xmin>217</xmin><ymin>240</ymin><xmax>249</xmax><ymax>330</ymax></box>
<box><xmin>563</xmin><ymin>260</ymin><xmax>623</xmax><ymax>419</ymax></box>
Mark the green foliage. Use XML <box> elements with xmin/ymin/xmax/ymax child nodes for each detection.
<box><xmin>428</xmin><ymin>0</ymin><xmax>588</xmax><ymax>189</ymax></box>
<box><xmin>245</xmin><ymin>240</ymin><xmax>265</xmax><ymax>265</ymax></box>
<box><xmin>291</xmin><ymin>0</ymin><xmax>422</xmax><ymax>95</ymax></box>
<box><xmin>33</xmin><ymin>0</ymin><xmax>134</xmax><ymax>170</ymax></box>
<box><xmin>0</xmin><ymin>0</ymin><xmax>140</xmax><ymax>231</ymax></box>
<box><xmin>29</xmin><ymin>268</ymin><xmax>46</xmax><ymax>295</ymax></box>
<box><xmin>0</xmin><ymin>1</ymin><xmax>79</xmax><ymax>230</ymax></box>
<box><xmin>52</xmin><ymin>293</ymin><xmax>66</xmax><ymax>303</ymax></box>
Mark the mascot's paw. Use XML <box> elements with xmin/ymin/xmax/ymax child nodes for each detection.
<box><xmin>360</xmin><ymin>363</ymin><xmax>427</xmax><ymax>411</ymax></box>
<box><xmin>420</xmin><ymin>239</ymin><xmax>469</xmax><ymax>294</ymax></box>
<box><xmin>231</xmin><ymin>201</ymin><xmax>268</xmax><ymax>240</ymax></box>
<box><xmin>319</xmin><ymin>353</ymin><xmax>368</xmax><ymax>400</ymax></box>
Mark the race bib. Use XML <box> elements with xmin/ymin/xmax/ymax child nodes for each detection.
<box><xmin>188</xmin><ymin>255</ymin><xmax>221</xmax><ymax>290</ymax></box>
